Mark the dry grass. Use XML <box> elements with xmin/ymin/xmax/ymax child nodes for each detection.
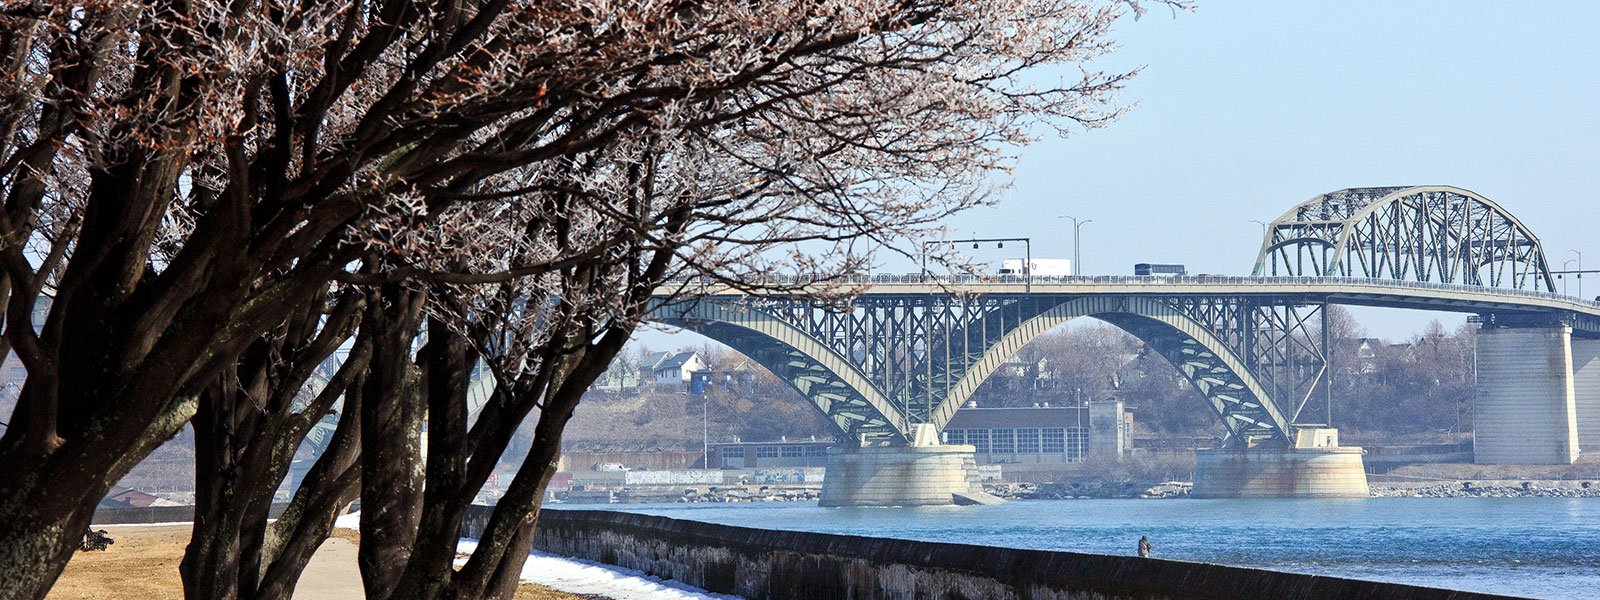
<box><xmin>514</xmin><ymin>585</ymin><xmax>599</xmax><ymax>600</ymax></box>
<box><xmin>48</xmin><ymin>525</ymin><xmax>190</xmax><ymax>600</ymax></box>
<box><xmin>326</xmin><ymin>526</ymin><xmax>362</xmax><ymax>546</ymax></box>
<box><xmin>48</xmin><ymin>524</ymin><xmax>589</xmax><ymax>600</ymax></box>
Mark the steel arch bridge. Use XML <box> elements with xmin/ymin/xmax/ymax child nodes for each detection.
<box><xmin>654</xmin><ymin>186</ymin><xmax>1600</xmax><ymax>450</ymax></box>
<box><xmin>657</xmin><ymin>294</ymin><xmax>1317</xmax><ymax>447</ymax></box>
<box><xmin>1252</xmin><ymin>186</ymin><xmax>1557</xmax><ymax>292</ymax></box>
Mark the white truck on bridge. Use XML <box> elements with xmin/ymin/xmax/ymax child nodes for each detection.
<box><xmin>997</xmin><ymin>258</ymin><xmax>1072</xmax><ymax>277</ymax></box>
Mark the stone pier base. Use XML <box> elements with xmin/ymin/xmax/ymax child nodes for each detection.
<box><xmin>1192</xmin><ymin>446</ymin><xmax>1369</xmax><ymax>499</ymax></box>
<box><xmin>819</xmin><ymin>444</ymin><xmax>1002</xmax><ymax>507</ymax></box>
<box><xmin>1474</xmin><ymin>325</ymin><xmax>1580</xmax><ymax>464</ymax></box>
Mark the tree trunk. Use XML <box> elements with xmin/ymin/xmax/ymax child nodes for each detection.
<box><xmin>253</xmin><ymin>371</ymin><xmax>367</xmax><ymax>600</ymax></box>
<box><xmin>358</xmin><ymin>283</ymin><xmax>428</xmax><ymax>599</ymax></box>
<box><xmin>0</xmin><ymin>484</ymin><xmax>102</xmax><ymax>599</ymax></box>
<box><xmin>450</xmin><ymin>323</ymin><xmax>633</xmax><ymax>600</ymax></box>
<box><xmin>182</xmin><ymin>379</ymin><xmax>255</xmax><ymax>600</ymax></box>
<box><xmin>180</xmin><ymin>291</ymin><xmax>365</xmax><ymax>600</ymax></box>
<box><xmin>387</xmin><ymin>315</ymin><xmax>478</xmax><ymax>599</ymax></box>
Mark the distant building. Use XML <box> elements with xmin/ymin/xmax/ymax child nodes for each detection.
<box><xmin>1355</xmin><ymin>337</ymin><xmax>1382</xmax><ymax>359</ymax></box>
<box><xmin>650</xmin><ymin>351</ymin><xmax>706</xmax><ymax>387</ymax></box>
<box><xmin>558</xmin><ymin>441</ymin><xmax>704</xmax><ymax>473</ymax></box>
<box><xmin>944</xmin><ymin>402</ymin><xmax>1129</xmax><ymax>465</ymax></box>
<box><xmin>707</xmin><ymin>439</ymin><xmax>832</xmax><ymax>469</ymax></box>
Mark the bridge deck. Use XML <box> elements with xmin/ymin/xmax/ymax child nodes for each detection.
<box><xmin>656</xmin><ymin>275</ymin><xmax>1600</xmax><ymax>333</ymax></box>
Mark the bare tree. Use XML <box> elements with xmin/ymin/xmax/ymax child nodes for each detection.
<box><xmin>0</xmin><ymin>0</ymin><xmax>1175</xmax><ymax>597</ymax></box>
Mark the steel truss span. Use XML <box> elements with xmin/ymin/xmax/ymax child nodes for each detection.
<box><xmin>655</xmin><ymin>294</ymin><xmax>1324</xmax><ymax>448</ymax></box>
<box><xmin>1253</xmin><ymin>185</ymin><xmax>1557</xmax><ymax>292</ymax></box>
<box><xmin>650</xmin><ymin>185</ymin><xmax>1599</xmax><ymax>450</ymax></box>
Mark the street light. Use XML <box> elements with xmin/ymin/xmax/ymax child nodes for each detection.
<box><xmin>1250</xmin><ymin>219</ymin><xmax>1269</xmax><ymax>239</ymax></box>
<box><xmin>1563</xmin><ymin>259</ymin><xmax>1576</xmax><ymax>295</ymax></box>
<box><xmin>1059</xmin><ymin>216</ymin><xmax>1092</xmax><ymax>276</ymax></box>
<box><xmin>702</xmin><ymin>394</ymin><xmax>708</xmax><ymax>467</ymax></box>
<box><xmin>1573</xmin><ymin>250</ymin><xmax>1585</xmax><ymax>298</ymax></box>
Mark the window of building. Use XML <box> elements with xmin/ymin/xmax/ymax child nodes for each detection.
<box><xmin>805</xmin><ymin>445</ymin><xmax>828</xmax><ymax>457</ymax></box>
<box><xmin>945</xmin><ymin>429</ymin><xmax>965</xmax><ymax>445</ymax></box>
<box><xmin>969</xmin><ymin>429</ymin><xmax>990</xmax><ymax>453</ymax></box>
<box><xmin>756</xmin><ymin>446</ymin><xmax>779</xmax><ymax>459</ymax></box>
<box><xmin>1065</xmin><ymin>427</ymin><xmax>1088</xmax><ymax>462</ymax></box>
<box><xmin>721</xmin><ymin>447</ymin><xmax>744</xmax><ymax>467</ymax></box>
<box><xmin>781</xmin><ymin>445</ymin><xmax>804</xmax><ymax>458</ymax></box>
<box><xmin>1042</xmin><ymin>428</ymin><xmax>1064</xmax><ymax>454</ymax></box>
<box><xmin>991</xmin><ymin>428</ymin><xmax>1015</xmax><ymax>453</ymax></box>
<box><xmin>1017</xmin><ymin>428</ymin><xmax>1040</xmax><ymax>453</ymax></box>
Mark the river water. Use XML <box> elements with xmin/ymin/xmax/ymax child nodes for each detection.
<box><xmin>561</xmin><ymin>498</ymin><xmax>1600</xmax><ymax>599</ymax></box>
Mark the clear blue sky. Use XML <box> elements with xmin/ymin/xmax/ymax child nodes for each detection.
<box><xmin>641</xmin><ymin>1</ymin><xmax>1599</xmax><ymax>349</ymax></box>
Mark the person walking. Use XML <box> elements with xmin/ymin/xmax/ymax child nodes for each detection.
<box><xmin>1138</xmin><ymin>535</ymin><xmax>1154</xmax><ymax>558</ymax></box>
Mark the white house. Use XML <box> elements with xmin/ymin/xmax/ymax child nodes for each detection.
<box><xmin>651</xmin><ymin>351</ymin><xmax>706</xmax><ymax>387</ymax></box>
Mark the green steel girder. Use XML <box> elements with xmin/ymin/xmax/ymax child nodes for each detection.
<box><xmin>918</xmin><ymin>296</ymin><xmax>1297</xmax><ymax>447</ymax></box>
<box><xmin>653</xmin><ymin>293</ymin><xmax>1323</xmax><ymax>448</ymax></box>
<box><xmin>1254</xmin><ymin>185</ymin><xmax>1557</xmax><ymax>292</ymax></box>
<box><xmin>658</xmin><ymin>301</ymin><xmax>911</xmax><ymax>445</ymax></box>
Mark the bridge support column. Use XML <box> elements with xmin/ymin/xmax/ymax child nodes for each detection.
<box><xmin>819</xmin><ymin>426</ymin><xmax>1002</xmax><ymax>507</ymax></box>
<box><xmin>1192</xmin><ymin>433</ymin><xmax>1369</xmax><ymax>499</ymax></box>
<box><xmin>1473</xmin><ymin>326</ymin><xmax>1580</xmax><ymax>464</ymax></box>
<box><xmin>1574</xmin><ymin>337</ymin><xmax>1600</xmax><ymax>455</ymax></box>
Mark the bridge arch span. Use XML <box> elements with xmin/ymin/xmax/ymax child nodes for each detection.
<box><xmin>657</xmin><ymin>301</ymin><xmax>911</xmax><ymax>445</ymax></box>
<box><xmin>1253</xmin><ymin>185</ymin><xmax>1555</xmax><ymax>292</ymax></box>
<box><xmin>926</xmin><ymin>296</ymin><xmax>1290</xmax><ymax>446</ymax></box>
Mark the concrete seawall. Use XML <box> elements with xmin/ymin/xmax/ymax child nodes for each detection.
<box><xmin>90</xmin><ymin>503</ymin><xmax>291</xmax><ymax>525</ymax></box>
<box><xmin>466</xmin><ymin>507</ymin><xmax>1514</xmax><ymax>600</ymax></box>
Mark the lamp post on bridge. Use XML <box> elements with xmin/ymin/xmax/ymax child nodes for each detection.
<box><xmin>1563</xmin><ymin>259</ymin><xmax>1577</xmax><ymax>296</ymax></box>
<box><xmin>1250</xmin><ymin>219</ymin><xmax>1270</xmax><ymax>240</ymax></box>
<box><xmin>1059</xmin><ymin>215</ymin><xmax>1092</xmax><ymax>276</ymax></box>
<box><xmin>1572</xmin><ymin>250</ymin><xmax>1584</xmax><ymax>298</ymax></box>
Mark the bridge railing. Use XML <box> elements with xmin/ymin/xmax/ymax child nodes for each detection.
<box><xmin>661</xmin><ymin>273</ymin><xmax>1600</xmax><ymax>309</ymax></box>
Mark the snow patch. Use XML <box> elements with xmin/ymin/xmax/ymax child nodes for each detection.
<box><xmin>455</xmin><ymin>539</ymin><xmax>741</xmax><ymax>600</ymax></box>
<box><xmin>333</xmin><ymin>510</ymin><xmax>360</xmax><ymax>530</ymax></box>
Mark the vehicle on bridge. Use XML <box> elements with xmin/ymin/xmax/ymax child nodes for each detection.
<box><xmin>997</xmin><ymin>258</ymin><xmax>1071</xmax><ymax>277</ymax></box>
<box><xmin>1134</xmin><ymin>263</ymin><xmax>1187</xmax><ymax>277</ymax></box>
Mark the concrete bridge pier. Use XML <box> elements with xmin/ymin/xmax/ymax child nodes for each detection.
<box><xmin>1575</xmin><ymin>337</ymin><xmax>1600</xmax><ymax>455</ymax></box>
<box><xmin>1191</xmin><ymin>429</ymin><xmax>1370</xmax><ymax>498</ymax></box>
<box><xmin>1473</xmin><ymin>324</ymin><xmax>1585</xmax><ymax>464</ymax></box>
<box><xmin>819</xmin><ymin>425</ymin><xmax>1003</xmax><ymax>507</ymax></box>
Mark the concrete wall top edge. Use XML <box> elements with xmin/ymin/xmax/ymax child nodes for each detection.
<box><xmin>530</xmin><ymin>508</ymin><xmax>1515</xmax><ymax>600</ymax></box>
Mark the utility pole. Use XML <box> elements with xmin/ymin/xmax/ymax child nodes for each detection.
<box><xmin>1572</xmin><ymin>250</ymin><xmax>1584</xmax><ymax>298</ymax></box>
<box><xmin>702</xmin><ymin>395</ymin><xmax>709</xmax><ymax>468</ymax></box>
<box><xmin>1061</xmin><ymin>216</ymin><xmax>1092</xmax><ymax>276</ymax></box>
<box><xmin>1251</xmin><ymin>219</ymin><xmax>1269</xmax><ymax>240</ymax></box>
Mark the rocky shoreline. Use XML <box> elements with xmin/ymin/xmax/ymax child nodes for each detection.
<box><xmin>553</xmin><ymin>479</ymin><xmax>1600</xmax><ymax>504</ymax></box>
<box><xmin>986</xmin><ymin>481</ymin><xmax>1194</xmax><ymax>500</ymax></box>
<box><xmin>1371</xmin><ymin>480</ymin><xmax>1600</xmax><ymax>498</ymax></box>
<box><xmin>1009</xmin><ymin>479</ymin><xmax>1600</xmax><ymax>500</ymax></box>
